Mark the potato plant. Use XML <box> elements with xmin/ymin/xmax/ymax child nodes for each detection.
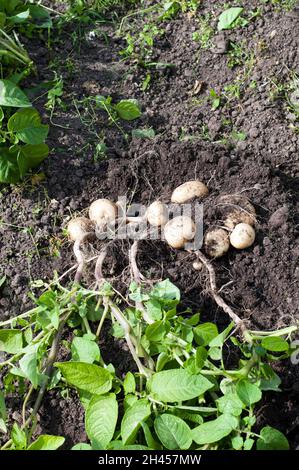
<box><xmin>0</xmin><ymin>277</ymin><xmax>296</xmax><ymax>450</ymax></box>
<box><xmin>0</xmin><ymin>186</ymin><xmax>298</xmax><ymax>450</ymax></box>
<box><xmin>0</xmin><ymin>1</ymin><xmax>51</xmax><ymax>184</ymax></box>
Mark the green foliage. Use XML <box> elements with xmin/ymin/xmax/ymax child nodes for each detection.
<box><xmin>0</xmin><ymin>279</ymin><xmax>296</xmax><ymax>450</ymax></box>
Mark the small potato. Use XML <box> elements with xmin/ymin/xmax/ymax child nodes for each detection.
<box><xmin>89</xmin><ymin>199</ymin><xmax>117</xmax><ymax>227</ymax></box>
<box><xmin>217</xmin><ymin>194</ymin><xmax>256</xmax><ymax>229</ymax></box>
<box><xmin>230</xmin><ymin>223</ymin><xmax>255</xmax><ymax>249</ymax></box>
<box><xmin>164</xmin><ymin>216</ymin><xmax>196</xmax><ymax>249</ymax></box>
<box><xmin>147</xmin><ymin>201</ymin><xmax>168</xmax><ymax>227</ymax></box>
<box><xmin>171</xmin><ymin>180</ymin><xmax>209</xmax><ymax>204</ymax></box>
<box><xmin>204</xmin><ymin>228</ymin><xmax>230</xmax><ymax>258</ymax></box>
<box><xmin>192</xmin><ymin>260</ymin><xmax>203</xmax><ymax>270</ymax></box>
<box><xmin>67</xmin><ymin>217</ymin><xmax>94</xmax><ymax>242</ymax></box>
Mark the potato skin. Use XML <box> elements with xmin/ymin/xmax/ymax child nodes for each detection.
<box><xmin>164</xmin><ymin>216</ymin><xmax>196</xmax><ymax>249</ymax></box>
<box><xmin>171</xmin><ymin>180</ymin><xmax>209</xmax><ymax>204</ymax></box>
<box><xmin>204</xmin><ymin>228</ymin><xmax>230</xmax><ymax>258</ymax></box>
<box><xmin>147</xmin><ymin>201</ymin><xmax>168</xmax><ymax>227</ymax></box>
<box><xmin>230</xmin><ymin>223</ymin><xmax>255</xmax><ymax>249</ymax></box>
<box><xmin>67</xmin><ymin>217</ymin><xmax>94</xmax><ymax>241</ymax></box>
<box><xmin>89</xmin><ymin>199</ymin><xmax>117</xmax><ymax>226</ymax></box>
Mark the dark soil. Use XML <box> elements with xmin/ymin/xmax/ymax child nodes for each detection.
<box><xmin>0</xmin><ymin>0</ymin><xmax>298</xmax><ymax>449</ymax></box>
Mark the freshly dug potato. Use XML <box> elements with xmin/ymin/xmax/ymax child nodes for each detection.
<box><xmin>67</xmin><ymin>217</ymin><xmax>94</xmax><ymax>242</ymax></box>
<box><xmin>164</xmin><ymin>216</ymin><xmax>196</xmax><ymax>249</ymax></box>
<box><xmin>147</xmin><ymin>201</ymin><xmax>168</xmax><ymax>227</ymax></box>
<box><xmin>230</xmin><ymin>223</ymin><xmax>255</xmax><ymax>249</ymax></box>
<box><xmin>192</xmin><ymin>260</ymin><xmax>203</xmax><ymax>270</ymax></box>
<box><xmin>89</xmin><ymin>199</ymin><xmax>117</xmax><ymax>227</ymax></box>
<box><xmin>204</xmin><ymin>228</ymin><xmax>230</xmax><ymax>258</ymax></box>
<box><xmin>216</xmin><ymin>194</ymin><xmax>256</xmax><ymax>229</ymax></box>
<box><xmin>171</xmin><ymin>180</ymin><xmax>209</xmax><ymax>204</ymax></box>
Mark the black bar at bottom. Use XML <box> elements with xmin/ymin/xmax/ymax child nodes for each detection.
<box><xmin>0</xmin><ymin>450</ymin><xmax>295</xmax><ymax>467</ymax></box>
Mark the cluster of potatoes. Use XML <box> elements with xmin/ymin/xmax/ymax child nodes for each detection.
<box><xmin>67</xmin><ymin>180</ymin><xmax>256</xmax><ymax>259</ymax></box>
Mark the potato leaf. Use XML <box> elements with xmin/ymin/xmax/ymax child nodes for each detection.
<box><xmin>121</xmin><ymin>399</ymin><xmax>151</xmax><ymax>445</ymax></box>
<box><xmin>27</xmin><ymin>435</ymin><xmax>65</xmax><ymax>450</ymax></box>
<box><xmin>0</xmin><ymin>329</ymin><xmax>23</xmax><ymax>354</ymax></box>
<box><xmin>192</xmin><ymin>414</ymin><xmax>238</xmax><ymax>445</ymax></box>
<box><xmin>8</xmin><ymin>108</ymin><xmax>49</xmax><ymax>145</ymax></box>
<box><xmin>149</xmin><ymin>369</ymin><xmax>213</xmax><ymax>402</ymax></box>
<box><xmin>85</xmin><ymin>394</ymin><xmax>118</xmax><ymax>449</ymax></box>
<box><xmin>0</xmin><ymin>80</ymin><xmax>31</xmax><ymax>107</ymax></box>
<box><xmin>256</xmin><ymin>426</ymin><xmax>289</xmax><ymax>450</ymax></box>
<box><xmin>55</xmin><ymin>362</ymin><xmax>112</xmax><ymax>394</ymax></box>
<box><xmin>154</xmin><ymin>414</ymin><xmax>192</xmax><ymax>450</ymax></box>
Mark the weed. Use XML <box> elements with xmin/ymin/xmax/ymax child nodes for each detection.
<box><xmin>192</xmin><ymin>14</ymin><xmax>214</xmax><ymax>49</ymax></box>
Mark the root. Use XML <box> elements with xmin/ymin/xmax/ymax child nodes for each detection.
<box><xmin>73</xmin><ymin>232</ymin><xmax>94</xmax><ymax>284</ymax></box>
<box><xmin>95</xmin><ymin>247</ymin><xmax>108</xmax><ymax>284</ymax></box>
<box><xmin>193</xmin><ymin>250</ymin><xmax>251</xmax><ymax>340</ymax></box>
<box><xmin>129</xmin><ymin>240</ymin><xmax>145</xmax><ymax>284</ymax></box>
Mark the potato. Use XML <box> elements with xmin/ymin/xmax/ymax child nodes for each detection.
<box><xmin>216</xmin><ymin>194</ymin><xmax>256</xmax><ymax>229</ymax></box>
<box><xmin>147</xmin><ymin>201</ymin><xmax>168</xmax><ymax>227</ymax></box>
<box><xmin>89</xmin><ymin>199</ymin><xmax>117</xmax><ymax>227</ymax></box>
<box><xmin>67</xmin><ymin>217</ymin><xmax>94</xmax><ymax>242</ymax></box>
<box><xmin>164</xmin><ymin>216</ymin><xmax>196</xmax><ymax>249</ymax></box>
<box><xmin>204</xmin><ymin>228</ymin><xmax>230</xmax><ymax>258</ymax></box>
<box><xmin>230</xmin><ymin>223</ymin><xmax>255</xmax><ymax>249</ymax></box>
<box><xmin>192</xmin><ymin>260</ymin><xmax>203</xmax><ymax>270</ymax></box>
<box><xmin>171</xmin><ymin>180</ymin><xmax>209</xmax><ymax>204</ymax></box>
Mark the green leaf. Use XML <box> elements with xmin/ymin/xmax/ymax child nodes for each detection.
<box><xmin>256</xmin><ymin>426</ymin><xmax>289</xmax><ymax>450</ymax></box>
<box><xmin>261</xmin><ymin>336</ymin><xmax>289</xmax><ymax>352</ymax></box>
<box><xmin>8</xmin><ymin>108</ymin><xmax>49</xmax><ymax>144</ymax></box>
<box><xmin>236</xmin><ymin>380</ymin><xmax>262</xmax><ymax>406</ymax></box>
<box><xmin>217</xmin><ymin>392</ymin><xmax>244</xmax><ymax>416</ymax></box>
<box><xmin>132</xmin><ymin>128</ymin><xmax>155</xmax><ymax>139</ymax></box>
<box><xmin>0</xmin><ymin>329</ymin><xmax>23</xmax><ymax>354</ymax></box>
<box><xmin>231</xmin><ymin>435</ymin><xmax>243</xmax><ymax>450</ymax></box>
<box><xmin>17</xmin><ymin>143</ymin><xmax>49</xmax><ymax>178</ymax></box>
<box><xmin>244</xmin><ymin>438</ymin><xmax>254</xmax><ymax>450</ymax></box>
<box><xmin>141</xmin><ymin>422</ymin><xmax>162</xmax><ymax>450</ymax></box>
<box><xmin>149</xmin><ymin>369</ymin><xmax>213</xmax><ymax>403</ymax></box>
<box><xmin>27</xmin><ymin>435</ymin><xmax>65</xmax><ymax>450</ymax></box>
<box><xmin>0</xmin><ymin>146</ymin><xmax>20</xmax><ymax>183</ymax></box>
<box><xmin>0</xmin><ymin>107</ymin><xmax>4</xmax><ymax>123</ymax></box>
<box><xmin>150</xmin><ymin>279</ymin><xmax>180</xmax><ymax>305</ymax></box>
<box><xmin>29</xmin><ymin>5</ymin><xmax>52</xmax><ymax>28</ymax></box>
<box><xmin>114</xmin><ymin>99</ymin><xmax>141</xmax><ymax>121</ymax></box>
<box><xmin>209</xmin><ymin>322</ymin><xmax>234</xmax><ymax>347</ymax></box>
<box><xmin>19</xmin><ymin>352</ymin><xmax>42</xmax><ymax>388</ymax></box>
<box><xmin>72</xmin><ymin>443</ymin><xmax>92</xmax><ymax>450</ymax></box>
<box><xmin>0</xmin><ymin>80</ymin><xmax>31</xmax><ymax>107</ymax></box>
<box><xmin>8</xmin><ymin>9</ymin><xmax>30</xmax><ymax>24</ymax></box>
<box><xmin>55</xmin><ymin>362</ymin><xmax>112</xmax><ymax>394</ymax></box>
<box><xmin>192</xmin><ymin>414</ymin><xmax>238</xmax><ymax>445</ymax></box>
<box><xmin>11</xmin><ymin>423</ymin><xmax>27</xmax><ymax>449</ymax></box>
<box><xmin>121</xmin><ymin>399</ymin><xmax>151</xmax><ymax>445</ymax></box>
<box><xmin>145</xmin><ymin>320</ymin><xmax>168</xmax><ymax>342</ymax></box>
<box><xmin>0</xmin><ymin>391</ymin><xmax>7</xmax><ymax>433</ymax></box>
<box><xmin>145</xmin><ymin>299</ymin><xmax>162</xmax><ymax>321</ymax></box>
<box><xmin>85</xmin><ymin>394</ymin><xmax>118</xmax><ymax>450</ymax></box>
<box><xmin>154</xmin><ymin>414</ymin><xmax>192</xmax><ymax>450</ymax></box>
<box><xmin>260</xmin><ymin>364</ymin><xmax>281</xmax><ymax>391</ymax></box>
<box><xmin>123</xmin><ymin>372</ymin><xmax>136</xmax><ymax>395</ymax></box>
<box><xmin>217</xmin><ymin>7</ymin><xmax>244</xmax><ymax>31</ymax></box>
<box><xmin>36</xmin><ymin>308</ymin><xmax>59</xmax><ymax>331</ymax></box>
<box><xmin>71</xmin><ymin>336</ymin><xmax>100</xmax><ymax>364</ymax></box>
<box><xmin>194</xmin><ymin>323</ymin><xmax>218</xmax><ymax>346</ymax></box>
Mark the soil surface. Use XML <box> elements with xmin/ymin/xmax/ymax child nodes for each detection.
<box><xmin>0</xmin><ymin>0</ymin><xmax>298</xmax><ymax>449</ymax></box>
